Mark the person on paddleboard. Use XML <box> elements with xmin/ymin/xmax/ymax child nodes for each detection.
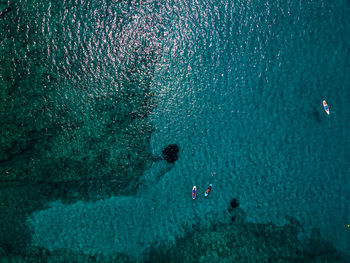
<box><xmin>192</xmin><ymin>186</ymin><xmax>197</xmax><ymax>199</ymax></box>
<box><xmin>204</xmin><ymin>172</ymin><xmax>215</xmax><ymax>196</ymax></box>
<box><xmin>323</xmin><ymin>100</ymin><xmax>331</xmax><ymax>115</ymax></box>
<box><xmin>205</xmin><ymin>184</ymin><xmax>212</xmax><ymax>197</ymax></box>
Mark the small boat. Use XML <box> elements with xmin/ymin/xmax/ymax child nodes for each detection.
<box><xmin>323</xmin><ymin>100</ymin><xmax>330</xmax><ymax>115</ymax></box>
<box><xmin>205</xmin><ymin>184</ymin><xmax>212</xmax><ymax>197</ymax></box>
<box><xmin>192</xmin><ymin>186</ymin><xmax>197</xmax><ymax>199</ymax></box>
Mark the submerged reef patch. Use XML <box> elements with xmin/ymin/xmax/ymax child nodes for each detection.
<box><xmin>0</xmin><ymin>0</ymin><xmax>172</xmax><ymax>257</ymax></box>
<box><xmin>144</xmin><ymin>218</ymin><xmax>350</xmax><ymax>263</ymax></box>
<box><xmin>162</xmin><ymin>144</ymin><xmax>179</xmax><ymax>163</ymax></box>
<box><xmin>0</xmin><ymin>0</ymin><xmax>169</xmax><ymax>193</ymax></box>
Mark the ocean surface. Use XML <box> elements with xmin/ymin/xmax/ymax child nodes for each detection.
<box><xmin>1</xmin><ymin>0</ymin><xmax>350</xmax><ymax>261</ymax></box>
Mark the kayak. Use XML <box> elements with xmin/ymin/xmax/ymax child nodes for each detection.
<box><xmin>205</xmin><ymin>184</ymin><xmax>212</xmax><ymax>197</ymax></box>
<box><xmin>192</xmin><ymin>186</ymin><xmax>197</xmax><ymax>200</ymax></box>
<box><xmin>323</xmin><ymin>100</ymin><xmax>330</xmax><ymax>115</ymax></box>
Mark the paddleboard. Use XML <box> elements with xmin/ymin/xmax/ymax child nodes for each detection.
<box><xmin>192</xmin><ymin>186</ymin><xmax>197</xmax><ymax>200</ymax></box>
<box><xmin>205</xmin><ymin>184</ymin><xmax>212</xmax><ymax>197</ymax></box>
<box><xmin>323</xmin><ymin>100</ymin><xmax>330</xmax><ymax>115</ymax></box>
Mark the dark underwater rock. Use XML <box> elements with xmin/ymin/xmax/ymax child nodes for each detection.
<box><xmin>231</xmin><ymin>198</ymin><xmax>239</xmax><ymax>208</ymax></box>
<box><xmin>162</xmin><ymin>144</ymin><xmax>179</xmax><ymax>163</ymax></box>
<box><xmin>228</xmin><ymin>198</ymin><xmax>239</xmax><ymax>212</ymax></box>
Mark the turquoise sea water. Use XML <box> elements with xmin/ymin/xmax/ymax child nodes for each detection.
<box><xmin>1</xmin><ymin>0</ymin><xmax>350</xmax><ymax>261</ymax></box>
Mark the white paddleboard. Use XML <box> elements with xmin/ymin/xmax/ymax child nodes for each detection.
<box><xmin>323</xmin><ymin>100</ymin><xmax>330</xmax><ymax>115</ymax></box>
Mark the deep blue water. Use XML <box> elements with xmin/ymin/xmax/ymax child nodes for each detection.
<box><xmin>1</xmin><ymin>0</ymin><xmax>350</xmax><ymax>261</ymax></box>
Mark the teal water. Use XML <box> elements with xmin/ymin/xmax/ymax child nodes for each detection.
<box><xmin>1</xmin><ymin>0</ymin><xmax>350</xmax><ymax>261</ymax></box>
